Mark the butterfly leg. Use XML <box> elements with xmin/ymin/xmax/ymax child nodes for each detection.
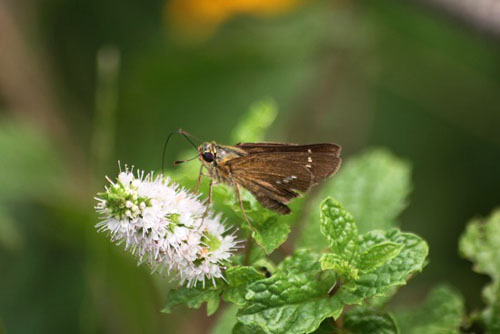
<box><xmin>235</xmin><ymin>183</ymin><xmax>255</xmax><ymax>231</ymax></box>
<box><xmin>200</xmin><ymin>180</ymin><xmax>213</xmax><ymax>223</ymax></box>
<box><xmin>194</xmin><ymin>165</ymin><xmax>205</xmax><ymax>193</ymax></box>
<box><xmin>208</xmin><ymin>179</ymin><xmax>213</xmax><ymax>205</ymax></box>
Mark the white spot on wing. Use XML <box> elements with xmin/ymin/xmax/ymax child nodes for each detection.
<box><xmin>306</xmin><ymin>164</ymin><xmax>312</xmax><ymax>168</ymax></box>
<box><xmin>307</xmin><ymin>157</ymin><xmax>312</xmax><ymax>162</ymax></box>
<box><xmin>307</xmin><ymin>149</ymin><xmax>312</xmax><ymax>153</ymax></box>
<box><xmin>280</xmin><ymin>175</ymin><xmax>298</xmax><ymax>184</ymax></box>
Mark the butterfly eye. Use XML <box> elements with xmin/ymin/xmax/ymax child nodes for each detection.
<box><xmin>202</xmin><ymin>152</ymin><xmax>214</xmax><ymax>163</ymax></box>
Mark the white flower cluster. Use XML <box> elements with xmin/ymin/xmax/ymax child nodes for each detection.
<box><xmin>95</xmin><ymin>167</ymin><xmax>240</xmax><ymax>287</ymax></box>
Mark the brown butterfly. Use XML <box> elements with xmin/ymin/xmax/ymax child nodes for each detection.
<box><xmin>164</xmin><ymin>129</ymin><xmax>341</xmax><ymax>226</ymax></box>
<box><xmin>192</xmin><ymin>138</ymin><xmax>342</xmax><ymax>225</ymax></box>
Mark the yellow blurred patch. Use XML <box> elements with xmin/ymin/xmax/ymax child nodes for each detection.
<box><xmin>166</xmin><ymin>0</ymin><xmax>300</xmax><ymax>38</ymax></box>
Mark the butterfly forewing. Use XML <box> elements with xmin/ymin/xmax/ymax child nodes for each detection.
<box><xmin>224</xmin><ymin>143</ymin><xmax>342</xmax><ymax>214</ymax></box>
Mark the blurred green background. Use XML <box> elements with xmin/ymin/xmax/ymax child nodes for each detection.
<box><xmin>1</xmin><ymin>0</ymin><xmax>499</xmax><ymax>333</ymax></box>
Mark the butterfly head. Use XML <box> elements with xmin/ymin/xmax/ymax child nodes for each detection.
<box><xmin>198</xmin><ymin>142</ymin><xmax>218</xmax><ymax>167</ymax></box>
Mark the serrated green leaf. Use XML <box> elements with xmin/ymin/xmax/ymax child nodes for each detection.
<box><xmin>356</xmin><ymin>242</ymin><xmax>403</xmax><ymax>274</ymax></box>
<box><xmin>460</xmin><ymin>210</ymin><xmax>500</xmax><ymax>296</ymax></box>
<box><xmin>459</xmin><ymin>209</ymin><xmax>500</xmax><ymax>281</ymax></box>
<box><xmin>252</xmin><ymin>216</ymin><xmax>290</xmax><ymax>255</ymax></box>
<box><xmin>237</xmin><ymin>250</ymin><xmax>342</xmax><ymax>334</ymax></box>
<box><xmin>232</xmin><ymin>322</ymin><xmax>265</xmax><ymax>334</ymax></box>
<box><xmin>231</xmin><ymin>99</ymin><xmax>278</xmax><ymax>143</ymax></box>
<box><xmin>299</xmin><ymin>149</ymin><xmax>411</xmax><ymax>250</ymax></box>
<box><xmin>318</xmin><ymin>198</ymin><xmax>359</xmax><ymax>280</ymax></box>
<box><xmin>320</xmin><ymin>253</ymin><xmax>358</xmax><ymax>280</ymax></box>
<box><xmin>162</xmin><ymin>284</ymin><xmax>223</xmax><ymax>316</ymax></box>
<box><xmin>344</xmin><ymin>309</ymin><xmax>399</xmax><ymax>334</ymax></box>
<box><xmin>320</xmin><ymin>198</ymin><xmax>359</xmax><ymax>263</ymax></box>
<box><xmin>339</xmin><ymin>229</ymin><xmax>428</xmax><ymax>304</ymax></box>
<box><xmin>224</xmin><ymin>266</ymin><xmax>266</xmax><ymax>306</ymax></box>
<box><xmin>394</xmin><ymin>285</ymin><xmax>464</xmax><ymax>334</ymax></box>
<box><xmin>459</xmin><ymin>208</ymin><xmax>500</xmax><ymax>328</ymax></box>
<box><xmin>278</xmin><ymin>249</ymin><xmax>322</xmax><ymax>274</ymax></box>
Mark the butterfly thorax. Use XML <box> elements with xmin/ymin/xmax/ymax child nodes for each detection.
<box><xmin>198</xmin><ymin>142</ymin><xmax>247</xmax><ymax>185</ymax></box>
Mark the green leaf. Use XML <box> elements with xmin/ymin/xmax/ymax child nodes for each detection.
<box><xmin>231</xmin><ymin>99</ymin><xmax>278</xmax><ymax>143</ymax></box>
<box><xmin>162</xmin><ymin>284</ymin><xmax>223</xmax><ymax>316</ymax></box>
<box><xmin>211</xmin><ymin>305</ymin><xmax>239</xmax><ymax>334</ymax></box>
<box><xmin>237</xmin><ymin>250</ymin><xmax>342</xmax><ymax>334</ymax></box>
<box><xmin>356</xmin><ymin>242</ymin><xmax>403</xmax><ymax>274</ymax></box>
<box><xmin>319</xmin><ymin>198</ymin><xmax>359</xmax><ymax>278</ymax></box>
<box><xmin>224</xmin><ymin>266</ymin><xmax>266</xmax><ymax>306</ymax></box>
<box><xmin>394</xmin><ymin>285</ymin><xmax>464</xmax><ymax>334</ymax></box>
<box><xmin>340</xmin><ymin>229</ymin><xmax>428</xmax><ymax>304</ymax></box>
<box><xmin>299</xmin><ymin>149</ymin><xmax>411</xmax><ymax>250</ymax></box>
<box><xmin>319</xmin><ymin>200</ymin><xmax>406</xmax><ymax>282</ymax></box>
<box><xmin>252</xmin><ymin>216</ymin><xmax>291</xmax><ymax>255</ymax></box>
<box><xmin>459</xmin><ymin>209</ymin><xmax>500</xmax><ymax>281</ymax></box>
<box><xmin>277</xmin><ymin>249</ymin><xmax>323</xmax><ymax>275</ymax></box>
<box><xmin>224</xmin><ymin>185</ymin><xmax>299</xmax><ymax>254</ymax></box>
<box><xmin>459</xmin><ymin>210</ymin><xmax>500</xmax><ymax>298</ymax></box>
<box><xmin>232</xmin><ymin>322</ymin><xmax>265</xmax><ymax>334</ymax></box>
<box><xmin>459</xmin><ymin>208</ymin><xmax>500</xmax><ymax>328</ymax></box>
<box><xmin>344</xmin><ymin>309</ymin><xmax>399</xmax><ymax>334</ymax></box>
<box><xmin>320</xmin><ymin>253</ymin><xmax>358</xmax><ymax>281</ymax></box>
<box><xmin>320</xmin><ymin>198</ymin><xmax>358</xmax><ymax>258</ymax></box>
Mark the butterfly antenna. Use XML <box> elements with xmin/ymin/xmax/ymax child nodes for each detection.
<box><xmin>177</xmin><ymin>128</ymin><xmax>202</xmax><ymax>146</ymax></box>
<box><xmin>174</xmin><ymin>155</ymin><xmax>198</xmax><ymax>165</ymax></box>
<box><xmin>162</xmin><ymin>129</ymin><xmax>201</xmax><ymax>172</ymax></box>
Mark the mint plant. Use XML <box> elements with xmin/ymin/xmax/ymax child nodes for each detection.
<box><xmin>95</xmin><ymin>100</ymin><xmax>500</xmax><ymax>333</ymax></box>
<box><xmin>154</xmin><ymin>101</ymin><xmax>428</xmax><ymax>333</ymax></box>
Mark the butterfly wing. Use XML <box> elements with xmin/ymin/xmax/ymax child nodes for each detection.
<box><xmin>225</xmin><ymin>143</ymin><xmax>342</xmax><ymax>214</ymax></box>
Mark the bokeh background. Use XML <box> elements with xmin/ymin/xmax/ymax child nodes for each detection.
<box><xmin>1</xmin><ymin>0</ymin><xmax>500</xmax><ymax>333</ymax></box>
